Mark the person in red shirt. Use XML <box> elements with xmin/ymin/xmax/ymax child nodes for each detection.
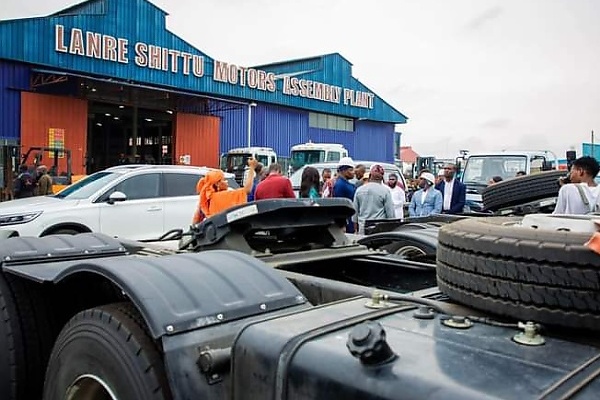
<box><xmin>254</xmin><ymin>163</ymin><xmax>295</xmax><ymax>200</ymax></box>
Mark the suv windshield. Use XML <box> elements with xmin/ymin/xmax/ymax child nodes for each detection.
<box><xmin>291</xmin><ymin>150</ymin><xmax>325</xmax><ymax>170</ymax></box>
<box><xmin>462</xmin><ymin>156</ymin><xmax>527</xmax><ymax>185</ymax></box>
<box><xmin>55</xmin><ymin>172</ymin><xmax>122</xmax><ymax>200</ymax></box>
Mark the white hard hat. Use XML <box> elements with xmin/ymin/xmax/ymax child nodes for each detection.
<box><xmin>338</xmin><ymin>157</ymin><xmax>355</xmax><ymax>169</ymax></box>
<box><xmin>420</xmin><ymin>172</ymin><xmax>436</xmax><ymax>185</ymax></box>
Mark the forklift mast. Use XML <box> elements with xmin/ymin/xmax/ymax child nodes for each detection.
<box><xmin>19</xmin><ymin>147</ymin><xmax>73</xmax><ymax>185</ymax></box>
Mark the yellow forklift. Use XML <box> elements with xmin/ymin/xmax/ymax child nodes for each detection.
<box><xmin>19</xmin><ymin>147</ymin><xmax>76</xmax><ymax>193</ymax></box>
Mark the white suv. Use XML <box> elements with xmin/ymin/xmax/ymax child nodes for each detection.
<box><xmin>0</xmin><ymin>165</ymin><xmax>237</xmax><ymax>240</ymax></box>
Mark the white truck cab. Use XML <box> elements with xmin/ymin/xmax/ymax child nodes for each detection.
<box><xmin>290</xmin><ymin>142</ymin><xmax>349</xmax><ymax>171</ymax></box>
<box><xmin>460</xmin><ymin>150</ymin><xmax>558</xmax><ymax>211</ymax></box>
<box><xmin>225</xmin><ymin>147</ymin><xmax>277</xmax><ymax>184</ymax></box>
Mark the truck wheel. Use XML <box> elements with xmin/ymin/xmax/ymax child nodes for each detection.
<box><xmin>0</xmin><ymin>274</ymin><xmax>23</xmax><ymax>400</ymax></box>
<box><xmin>384</xmin><ymin>239</ymin><xmax>436</xmax><ymax>257</ymax></box>
<box><xmin>43</xmin><ymin>303</ymin><xmax>172</xmax><ymax>400</ymax></box>
<box><xmin>481</xmin><ymin>170</ymin><xmax>564</xmax><ymax>211</ymax></box>
<box><xmin>0</xmin><ymin>273</ymin><xmax>57</xmax><ymax>400</ymax></box>
<box><xmin>437</xmin><ymin>217</ymin><xmax>600</xmax><ymax>330</ymax></box>
<box><xmin>47</xmin><ymin>228</ymin><xmax>81</xmax><ymax>236</ymax></box>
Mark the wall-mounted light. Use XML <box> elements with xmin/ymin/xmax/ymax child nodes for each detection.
<box><xmin>91</xmin><ymin>88</ymin><xmax>97</xmax><ymax>92</ymax></box>
<box><xmin>145</xmin><ymin>118</ymin><xmax>153</xmax><ymax>122</ymax></box>
<box><xmin>166</xmin><ymin>109</ymin><xmax>174</xmax><ymax>115</ymax></box>
<box><xmin>113</xmin><ymin>116</ymin><xmax>119</xmax><ymax>120</ymax></box>
<box><xmin>96</xmin><ymin>122</ymin><xmax>102</xmax><ymax>127</ymax></box>
<box><xmin>105</xmin><ymin>113</ymin><xmax>111</xmax><ymax>117</ymax></box>
<box><xmin>119</xmin><ymin>105</ymin><xmax>125</xmax><ymax>109</ymax></box>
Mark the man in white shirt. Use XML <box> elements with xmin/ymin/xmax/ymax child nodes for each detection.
<box><xmin>386</xmin><ymin>173</ymin><xmax>405</xmax><ymax>219</ymax></box>
<box><xmin>553</xmin><ymin>156</ymin><xmax>600</xmax><ymax>215</ymax></box>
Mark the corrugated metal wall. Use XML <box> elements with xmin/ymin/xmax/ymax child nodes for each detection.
<box><xmin>20</xmin><ymin>92</ymin><xmax>88</xmax><ymax>175</ymax></box>
<box><xmin>0</xmin><ymin>1</ymin><xmax>407</xmax><ymax>123</ymax></box>
<box><xmin>174</xmin><ymin>113</ymin><xmax>220</xmax><ymax>168</ymax></box>
<box><xmin>0</xmin><ymin>60</ymin><xmax>29</xmax><ymax>143</ymax></box>
<box><xmin>216</xmin><ymin>102</ymin><xmax>395</xmax><ymax>162</ymax></box>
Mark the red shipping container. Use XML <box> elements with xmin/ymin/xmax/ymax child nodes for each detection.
<box><xmin>174</xmin><ymin>113</ymin><xmax>220</xmax><ymax>168</ymax></box>
<box><xmin>20</xmin><ymin>92</ymin><xmax>88</xmax><ymax>176</ymax></box>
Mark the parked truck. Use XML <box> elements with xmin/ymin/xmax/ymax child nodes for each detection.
<box><xmin>290</xmin><ymin>141</ymin><xmax>348</xmax><ymax>171</ymax></box>
<box><xmin>0</xmin><ymin>199</ymin><xmax>598</xmax><ymax>399</ymax></box>
<box><xmin>223</xmin><ymin>146</ymin><xmax>277</xmax><ymax>184</ymax></box>
<box><xmin>460</xmin><ymin>150</ymin><xmax>558</xmax><ymax>211</ymax></box>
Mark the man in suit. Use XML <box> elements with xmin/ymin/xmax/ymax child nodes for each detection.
<box><xmin>409</xmin><ymin>172</ymin><xmax>443</xmax><ymax>217</ymax></box>
<box><xmin>435</xmin><ymin>163</ymin><xmax>466</xmax><ymax>214</ymax></box>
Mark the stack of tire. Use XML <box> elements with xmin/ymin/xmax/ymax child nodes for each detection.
<box><xmin>436</xmin><ymin>217</ymin><xmax>600</xmax><ymax>331</ymax></box>
<box><xmin>481</xmin><ymin>170</ymin><xmax>564</xmax><ymax>212</ymax></box>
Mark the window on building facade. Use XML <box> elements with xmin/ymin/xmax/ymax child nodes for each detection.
<box><xmin>309</xmin><ymin>112</ymin><xmax>354</xmax><ymax>132</ymax></box>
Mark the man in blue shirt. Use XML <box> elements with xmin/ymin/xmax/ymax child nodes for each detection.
<box><xmin>333</xmin><ymin>157</ymin><xmax>356</xmax><ymax>233</ymax></box>
<box><xmin>409</xmin><ymin>172</ymin><xmax>443</xmax><ymax>217</ymax></box>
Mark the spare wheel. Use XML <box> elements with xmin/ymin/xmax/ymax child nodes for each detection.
<box><xmin>436</xmin><ymin>217</ymin><xmax>600</xmax><ymax>330</ymax></box>
<box><xmin>481</xmin><ymin>170</ymin><xmax>564</xmax><ymax>211</ymax></box>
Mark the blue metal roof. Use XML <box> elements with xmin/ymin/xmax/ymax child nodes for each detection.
<box><xmin>0</xmin><ymin>0</ymin><xmax>407</xmax><ymax>124</ymax></box>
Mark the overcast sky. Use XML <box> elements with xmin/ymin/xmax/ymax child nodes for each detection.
<box><xmin>2</xmin><ymin>0</ymin><xmax>599</xmax><ymax>159</ymax></box>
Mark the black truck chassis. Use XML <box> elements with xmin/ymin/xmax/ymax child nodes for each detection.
<box><xmin>0</xmin><ymin>199</ymin><xmax>598</xmax><ymax>400</ymax></box>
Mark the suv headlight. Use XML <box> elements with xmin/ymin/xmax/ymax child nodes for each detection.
<box><xmin>0</xmin><ymin>211</ymin><xmax>43</xmax><ymax>226</ymax></box>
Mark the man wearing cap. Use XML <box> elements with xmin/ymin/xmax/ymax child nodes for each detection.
<box><xmin>409</xmin><ymin>172</ymin><xmax>443</xmax><ymax>217</ymax></box>
<box><xmin>353</xmin><ymin>164</ymin><xmax>395</xmax><ymax>234</ymax></box>
<box><xmin>35</xmin><ymin>165</ymin><xmax>53</xmax><ymax>196</ymax></box>
<box><xmin>333</xmin><ymin>157</ymin><xmax>357</xmax><ymax>233</ymax></box>
<box><xmin>435</xmin><ymin>163</ymin><xmax>466</xmax><ymax>214</ymax></box>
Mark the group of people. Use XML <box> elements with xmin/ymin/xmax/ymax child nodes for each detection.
<box><xmin>190</xmin><ymin>154</ymin><xmax>600</xmax><ymax>232</ymax></box>
<box><xmin>296</xmin><ymin>158</ymin><xmax>395</xmax><ymax>234</ymax></box>
<box><xmin>190</xmin><ymin>157</ymin><xmax>472</xmax><ymax>233</ymax></box>
<box><xmin>192</xmin><ymin>159</ymin><xmax>295</xmax><ymax>224</ymax></box>
<box><xmin>13</xmin><ymin>164</ymin><xmax>53</xmax><ymax>199</ymax></box>
<box><xmin>406</xmin><ymin>164</ymin><xmax>467</xmax><ymax>218</ymax></box>
<box><xmin>296</xmin><ymin>157</ymin><xmax>407</xmax><ymax>234</ymax></box>
<box><xmin>191</xmin><ymin>157</ymin><xmax>408</xmax><ymax>234</ymax></box>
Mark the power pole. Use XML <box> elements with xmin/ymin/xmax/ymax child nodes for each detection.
<box><xmin>592</xmin><ymin>130</ymin><xmax>595</xmax><ymax>160</ymax></box>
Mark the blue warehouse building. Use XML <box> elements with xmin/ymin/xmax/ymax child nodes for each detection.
<box><xmin>0</xmin><ymin>0</ymin><xmax>407</xmax><ymax>177</ymax></box>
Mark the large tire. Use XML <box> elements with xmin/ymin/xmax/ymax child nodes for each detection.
<box><xmin>43</xmin><ymin>303</ymin><xmax>172</xmax><ymax>400</ymax></box>
<box><xmin>437</xmin><ymin>217</ymin><xmax>600</xmax><ymax>330</ymax></box>
<box><xmin>0</xmin><ymin>273</ymin><xmax>57</xmax><ymax>400</ymax></box>
<box><xmin>481</xmin><ymin>170</ymin><xmax>564</xmax><ymax>211</ymax></box>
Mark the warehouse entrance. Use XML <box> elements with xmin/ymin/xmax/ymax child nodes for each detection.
<box><xmin>87</xmin><ymin>102</ymin><xmax>174</xmax><ymax>172</ymax></box>
<box><xmin>27</xmin><ymin>70</ymin><xmax>221</xmax><ymax>173</ymax></box>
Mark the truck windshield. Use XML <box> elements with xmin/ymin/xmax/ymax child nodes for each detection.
<box><xmin>462</xmin><ymin>155</ymin><xmax>527</xmax><ymax>185</ymax></box>
<box><xmin>291</xmin><ymin>150</ymin><xmax>325</xmax><ymax>170</ymax></box>
<box><xmin>226</xmin><ymin>154</ymin><xmax>251</xmax><ymax>170</ymax></box>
